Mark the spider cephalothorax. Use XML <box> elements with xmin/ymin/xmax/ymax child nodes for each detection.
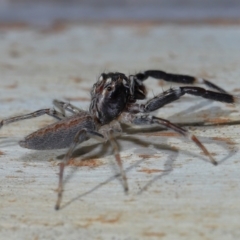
<box><xmin>0</xmin><ymin>69</ymin><xmax>237</xmax><ymax>210</ymax></box>
<box><xmin>90</xmin><ymin>72</ymin><xmax>131</xmax><ymax>125</ymax></box>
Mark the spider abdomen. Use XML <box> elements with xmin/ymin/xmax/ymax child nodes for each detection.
<box><xmin>19</xmin><ymin>113</ymin><xmax>95</xmax><ymax>150</ymax></box>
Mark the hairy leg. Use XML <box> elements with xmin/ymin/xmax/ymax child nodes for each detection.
<box><xmin>99</xmin><ymin>121</ymin><xmax>128</xmax><ymax>192</ymax></box>
<box><xmin>53</xmin><ymin>99</ymin><xmax>82</xmax><ymax>116</ymax></box>
<box><xmin>132</xmin><ymin>70</ymin><xmax>228</xmax><ymax>93</ymax></box>
<box><xmin>55</xmin><ymin>128</ymin><xmax>104</xmax><ymax>210</ymax></box>
<box><xmin>126</xmin><ymin>87</ymin><xmax>237</xmax><ymax>114</ymax></box>
<box><xmin>0</xmin><ymin>108</ymin><xmax>65</xmax><ymax>129</ymax></box>
<box><xmin>119</xmin><ymin>112</ymin><xmax>217</xmax><ymax>165</ymax></box>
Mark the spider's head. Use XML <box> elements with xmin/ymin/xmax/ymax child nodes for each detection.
<box><xmin>90</xmin><ymin>72</ymin><xmax>130</xmax><ymax>125</ymax></box>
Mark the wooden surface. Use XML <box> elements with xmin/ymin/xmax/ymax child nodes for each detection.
<box><xmin>0</xmin><ymin>23</ymin><xmax>240</xmax><ymax>240</ymax></box>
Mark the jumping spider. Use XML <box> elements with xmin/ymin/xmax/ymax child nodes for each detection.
<box><xmin>0</xmin><ymin>70</ymin><xmax>236</xmax><ymax>210</ymax></box>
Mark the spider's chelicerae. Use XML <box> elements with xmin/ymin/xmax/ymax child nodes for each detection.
<box><xmin>0</xmin><ymin>70</ymin><xmax>237</xmax><ymax>210</ymax></box>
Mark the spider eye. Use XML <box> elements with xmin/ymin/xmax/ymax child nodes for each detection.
<box><xmin>107</xmin><ymin>86</ymin><xmax>112</xmax><ymax>91</ymax></box>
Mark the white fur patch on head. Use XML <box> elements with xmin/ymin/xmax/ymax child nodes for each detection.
<box><xmin>102</xmin><ymin>89</ymin><xmax>107</xmax><ymax>96</ymax></box>
<box><xmin>106</xmin><ymin>78</ymin><xmax>112</xmax><ymax>84</ymax></box>
<box><xmin>98</xmin><ymin>75</ymin><xmax>104</xmax><ymax>82</ymax></box>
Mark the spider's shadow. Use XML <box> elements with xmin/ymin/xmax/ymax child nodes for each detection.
<box><xmin>119</xmin><ymin>132</ymin><xmax>238</xmax><ymax>194</ymax></box>
<box><xmin>168</xmin><ymin>98</ymin><xmax>239</xmax><ymax>126</ymax></box>
<box><xmin>60</xmin><ymin>137</ymin><xmax>180</xmax><ymax>210</ymax></box>
<box><xmin>59</xmin><ymin>125</ymin><xmax>237</xmax><ymax>210</ymax></box>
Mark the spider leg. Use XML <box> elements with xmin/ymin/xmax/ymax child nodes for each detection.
<box><xmin>126</xmin><ymin>87</ymin><xmax>236</xmax><ymax>113</ymax></box>
<box><xmin>119</xmin><ymin>112</ymin><xmax>217</xmax><ymax>165</ymax></box>
<box><xmin>133</xmin><ymin>70</ymin><xmax>228</xmax><ymax>93</ymax></box>
<box><xmin>99</xmin><ymin>121</ymin><xmax>128</xmax><ymax>193</ymax></box>
<box><xmin>109</xmin><ymin>131</ymin><xmax>128</xmax><ymax>193</ymax></box>
<box><xmin>53</xmin><ymin>99</ymin><xmax>82</xmax><ymax>116</ymax></box>
<box><xmin>0</xmin><ymin>108</ymin><xmax>65</xmax><ymax>129</ymax></box>
<box><xmin>55</xmin><ymin>128</ymin><xmax>105</xmax><ymax>210</ymax></box>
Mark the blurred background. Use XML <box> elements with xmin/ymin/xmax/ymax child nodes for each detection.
<box><xmin>0</xmin><ymin>0</ymin><xmax>240</xmax><ymax>26</ymax></box>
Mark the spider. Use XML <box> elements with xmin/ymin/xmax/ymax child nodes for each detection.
<box><xmin>0</xmin><ymin>70</ymin><xmax>236</xmax><ymax>210</ymax></box>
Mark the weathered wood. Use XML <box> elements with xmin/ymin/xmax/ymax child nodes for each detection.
<box><xmin>0</xmin><ymin>24</ymin><xmax>240</xmax><ymax>240</ymax></box>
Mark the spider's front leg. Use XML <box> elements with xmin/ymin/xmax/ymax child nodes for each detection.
<box><xmin>126</xmin><ymin>87</ymin><xmax>236</xmax><ymax>114</ymax></box>
<box><xmin>133</xmin><ymin>70</ymin><xmax>228</xmax><ymax>93</ymax></box>
<box><xmin>119</xmin><ymin>112</ymin><xmax>217</xmax><ymax>165</ymax></box>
